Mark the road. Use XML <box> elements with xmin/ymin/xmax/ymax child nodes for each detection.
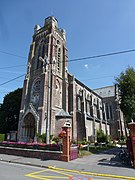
<box><xmin>0</xmin><ymin>161</ymin><xmax>129</xmax><ymax>180</ymax></box>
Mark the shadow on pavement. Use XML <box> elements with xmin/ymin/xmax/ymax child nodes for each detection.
<box><xmin>97</xmin><ymin>147</ymin><xmax>133</xmax><ymax>169</ymax></box>
<box><xmin>98</xmin><ymin>147</ymin><xmax>121</xmax><ymax>155</ymax></box>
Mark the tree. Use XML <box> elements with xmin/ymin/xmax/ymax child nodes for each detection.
<box><xmin>115</xmin><ymin>66</ymin><xmax>135</xmax><ymax>123</ymax></box>
<box><xmin>0</xmin><ymin>88</ymin><xmax>22</xmax><ymax>134</ymax></box>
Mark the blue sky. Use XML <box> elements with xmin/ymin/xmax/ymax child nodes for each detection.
<box><xmin>0</xmin><ymin>0</ymin><xmax>135</xmax><ymax>103</ymax></box>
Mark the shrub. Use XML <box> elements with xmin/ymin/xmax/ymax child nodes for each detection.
<box><xmin>0</xmin><ymin>134</ymin><xmax>5</xmax><ymax>142</ymax></box>
<box><xmin>120</xmin><ymin>135</ymin><xmax>126</xmax><ymax>142</ymax></box>
<box><xmin>107</xmin><ymin>135</ymin><xmax>112</xmax><ymax>144</ymax></box>
<box><xmin>97</xmin><ymin>129</ymin><xmax>108</xmax><ymax>143</ymax></box>
<box><xmin>52</xmin><ymin>136</ymin><xmax>60</xmax><ymax>143</ymax></box>
<box><xmin>36</xmin><ymin>133</ymin><xmax>45</xmax><ymax>143</ymax></box>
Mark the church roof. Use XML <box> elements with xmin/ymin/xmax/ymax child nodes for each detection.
<box><xmin>56</xmin><ymin>109</ymin><xmax>71</xmax><ymax>117</ymax></box>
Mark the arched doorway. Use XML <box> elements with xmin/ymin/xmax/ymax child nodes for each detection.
<box><xmin>23</xmin><ymin>113</ymin><xmax>35</xmax><ymax>142</ymax></box>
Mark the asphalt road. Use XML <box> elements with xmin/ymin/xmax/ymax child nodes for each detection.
<box><xmin>0</xmin><ymin>161</ymin><xmax>128</xmax><ymax>180</ymax></box>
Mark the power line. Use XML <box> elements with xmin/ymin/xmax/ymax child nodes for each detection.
<box><xmin>0</xmin><ymin>65</ymin><xmax>26</xmax><ymax>70</ymax></box>
<box><xmin>1</xmin><ymin>48</ymin><xmax>135</xmax><ymax>67</ymax></box>
<box><xmin>0</xmin><ymin>74</ymin><xmax>117</xmax><ymax>87</ymax></box>
<box><xmin>0</xmin><ymin>48</ymin><xmax>135</xmax><ymax>86</ymax></box>
<box><xmin>68</xmin><ymin>49</ymin><xmax>135</xmax><ymax>63</ymax></box>
<box><xmin>81</xmin><ymin>75</ymin><xmax>115</xmax><ymax>81</ymax></box>
<box><xmin>0</xmin><ymin>74</ymin><xmax>25</xmax><ymax>86</ymax></box>
<box><xmin>0</xmin><ymin>49</ymin><xmax>26</xmax><ymax>59</ymax></box>
<box><xmin>0</xmin><ymin>65</ymin><xmax>45</xmax><ymax>86</ymax></box>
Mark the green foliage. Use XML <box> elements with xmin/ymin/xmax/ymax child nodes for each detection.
<box><xmin>0</xmin><ymin>88</ymin><xmax>22</xmax><ymax>134</ymax></box>
<box><xmin>115</xmin><ymin>66</ymin><xmax>135</xmax><ymax>123</ymax></box>
<box><xmin>0</xmin><ymin>134</ymin><xmax>5</xmax><ymax>142</ymax></box>
<box><xmin>88</xmin><ymin>144</ymin><xmax>115</xmax><ymax>154</ymax></box>
<box><xmin>97</xmin><ymin>129</ymin><xmax>108</xmax><ymax>143</ymax></box>
<box><xmin>118</xmin><ymin>135</ymin><xmax>126</xmax><ymax>146</ymax></box>
<box><xmin>120</xmin><ymin>135</ymin><xmax>126</xmax><ymax>141</ymax></box>
<box><xmin>107</xmin><ymin>135</ymin><xmax>112</xmax><ymax>144</ymax></box>
<box><xmin>52</xmin><ymin>136</ymin><xmax>60</xmax><ymax>142</ymax></box>
<box><xmin>71</xmin><ymin>140</ymin><xmax>78</xmax><ymax>144</ymax></box>
<box><xmin>36</xmin><ymin>133</ymin><xmax>46</xmax><ymax>143</ymax></box>
<box><xmin>36</xmin><ymin>133</ymin><xmax>56</xmax><ymax>143</ymax></box>
<box><xmin>78</xmin><ymin>138</ymin><xmax>91</xmax><ymax>145</ymax></box>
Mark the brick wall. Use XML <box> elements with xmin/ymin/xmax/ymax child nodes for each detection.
<box><xmin>0</xmin><ymin>146</ymin><xmax>62</xmax><ymax>161</ymax></box>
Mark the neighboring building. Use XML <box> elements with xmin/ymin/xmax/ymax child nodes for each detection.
<box><xmin>18</xmin><ymin>16</ymin><xmax>112</xmax><ymax>142</ymax></box>
<box><xmin>94</xmin><ymin>85</ymin><xmax>126</xmax><ymax>140</ymax></box>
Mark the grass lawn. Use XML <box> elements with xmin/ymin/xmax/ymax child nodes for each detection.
<box><xmin>78</xmin><ymin>144</ymin><xmax>115</xmax><ymax>158</ymax></box>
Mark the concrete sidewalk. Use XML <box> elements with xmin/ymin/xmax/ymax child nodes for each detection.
<box><xmin>0</xmin><ymin>147</ymin><xmax>135</xmax><ymax>179</ymax></box>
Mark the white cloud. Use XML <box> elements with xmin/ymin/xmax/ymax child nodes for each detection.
<box><xmin>84</xmin><ymin>64</ymin><xmax>88</xmax><ymax>69</ymax></box>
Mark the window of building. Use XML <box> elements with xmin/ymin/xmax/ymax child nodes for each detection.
<box><xmin>56</xmin><ymin>80</ymin><xmax>61</xmax><ymax>107</ymax></box>
<box><xmin>57</xmin><ymin>40</ymin><xmax>60</xmax><ymax>45</ymax></box>
<box><xmin>86</xmin><ymin>100</ymin><xmax>90</xmax><ymax>115</ymax></box>
<box><xmin>36</xmin><ymin>40</ymin><xmax>46</xmax><ymax>69</ymax></box>
<box><xmin>55</xmin><ymin>45</ymin><xmax>61</xmax><ymax>73</ymax></box>
<box><xmin>105</xmin><ymin>102</ymin><xmax>113</xmax><ymax>120</ymax></box>
<box><xmin>42</xmin><ymin>44</ymin><xmax>45</xmax><ymax>58</ymax></box>
<box><xmin>57</xmin><ymin>48</ymin><xmax>61</xmax><ymax>72</ymax></box>
<box><xmin>109</xmin><ymin>104</ymin><xmax>113</xmax><ymax>120</ymax></box>
<box><xmin>90</xmin><ymin>95</ymin><xmax>92</xmax><ymax>105</ymax></box>
<box><xmin>37</xmin><ymin>45</ymin><xmax>41</xmax><ymax>69</ymax></box>
<box><xmin>106</xmin><ymin>103</ymin><xmax>109</xmax><ymax>120</ymax></box>
<box><xmin>77</xmin><ymin>96</ymin><xmax>81</xmax><ymax>111</ymax></box>
<box><xmin>97</xmin><ymin>99</ymin><xmax>100</xmax><ymax>119</ymax></box>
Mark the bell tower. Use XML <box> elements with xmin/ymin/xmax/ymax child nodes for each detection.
<box><xmin>18</xmin><ymin>16</ymin><xmax>69</xmax><ymax>142</ymax></box>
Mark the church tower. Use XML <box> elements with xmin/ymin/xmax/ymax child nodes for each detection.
<box><xmin>18</xmin><ymin>16</ymin><xmax>70</xmax><ymax>142</ymax></box>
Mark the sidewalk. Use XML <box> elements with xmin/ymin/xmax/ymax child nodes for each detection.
<box><xmin>0</xmin><ymin>147</ymin><xmax>135</xmax><ymax>179</ymax></box>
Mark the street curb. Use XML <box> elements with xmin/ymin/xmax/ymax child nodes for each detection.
<box><xmin>0</xmin><ymin>159</ymin><xmax>49</xmax><ymax>169</ymax></box>
<box><xmin>0</xmin><ymin>159</ymin><xmax>135</xmax><ymax>180</ymax></box>
<box><xmin>48</xmin><ymin>166</ymin><xmax>135</xmax><ymax>180</ymax></box>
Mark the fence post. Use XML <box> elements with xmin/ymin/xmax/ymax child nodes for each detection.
<box><xmin>61</xmin><ymin>126</ymin><xmax>71</xmax><ymax>162</ymax></box>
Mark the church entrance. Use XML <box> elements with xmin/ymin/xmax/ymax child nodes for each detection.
<box><xmin>22</xmin><ymin>113</ymin><xmax>35</xmax><ymax>142</ymax></box>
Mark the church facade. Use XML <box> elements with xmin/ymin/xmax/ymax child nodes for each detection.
<box><xmin>18</xmin><ymin>16</ymin><xmax>124</xmax><ymax>142</ymax></box>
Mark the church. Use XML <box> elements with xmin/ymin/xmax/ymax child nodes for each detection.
<box><xmin>18</xmin><ymin>16</ymin><xmax>125</xmax><ymax>142</ymax></box>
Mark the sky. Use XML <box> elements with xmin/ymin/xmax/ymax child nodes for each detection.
<box><xmin>0</xmin><ymin>0</ymin><xmax>135</xmax><ymax>103</ymax></box>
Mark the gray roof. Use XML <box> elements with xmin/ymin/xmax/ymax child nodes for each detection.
<box><xmin>94</xmin><ymin>86</ymin><xmax>115</xmax><ymax>98</ymax></box>
<box><xmin>56</xmin><ymin>109</ymin><xmax>71</xmax><ymax>117</ymax></box>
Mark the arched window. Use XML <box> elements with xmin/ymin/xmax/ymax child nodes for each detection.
<box><xmin>55</xmin><ymin>45</ymin><xmax>58</xmax><ymax>62</ymax></box>
<box><xmin>109</xmin><ymin>104</ymin><xmax>113</xmax><ymax>120</ymax></box>
<box><xmin>86</xmin><ymin>100</ymin><xmax>90</xmax><ymax>115</ymax></box>
<box><xmin>105</xmin><ymin>103</ymin><xmax>109</xmax><ymax>119</ymax></box>
<box><xmin>31</xmin><ymin>79</ymin><xmax>41</xmax><ymax>108</ymax></box>
<box><xmin>86</xmin><ymin>94</ymin><xmax>90</xmax><ymax>115</ymax></box>
<box><xmin>105</xmin><ymin>102</ymin><xmax>113</xmax><ymax>120</ymax></box>
<box><xmin>36</xmin><ymin>40</ymin><xmax>46</xmax><ymax>69</ymax></box>
<box><xmin>90</xmin><ymin>95</ymin><xmax>93</xmax><ymax>105</ymax></box>
<box><xmin>55</xmin><ymin>43</ymin><xmax>61</xmax><ymax>73</ymax></box>
<box><xmin>37</xmin><ymin>45</ymin><xmax>42</xmax><ymax>69</ymax></box>
<box><xmin>42</xmin><ymin>44</ymin><xmax>45</xmax><ymax>58</ymax></box>
<box><xmin>97</xmin><ymin>99</ymin><xmax>100</xmax><ymax>119</ymax></box>
<box><xmin>90</xmin><ymin>95</ymin><xmax>93</xmax><ymax>116</ymax></box>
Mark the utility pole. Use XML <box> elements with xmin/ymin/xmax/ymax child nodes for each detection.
<box><xmin>39</xmin><ymin>56</ymin><xmax>50</xmax><ymax>144</ymax></box>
